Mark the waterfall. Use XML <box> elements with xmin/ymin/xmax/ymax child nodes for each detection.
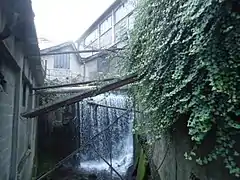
<box><xmin>78</xmin><ymin>93</ymin><xmax>134</xmax><ymax>179</ymax></box>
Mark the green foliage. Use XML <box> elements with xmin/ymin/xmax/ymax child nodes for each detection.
<box><xmin>127</xmin><ymin>0</ymin><xmax>240</xmax><ymax>177</ymax></box>
<box><xmin>136</xmin><ymin>148</ymin><xmax>148</xmax><ymax>180</ymax></box>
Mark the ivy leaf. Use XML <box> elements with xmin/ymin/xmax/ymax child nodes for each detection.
<box><xmin>203</xmin><ymin>158</ymin><xmax>208</xmax><ymax>165</ymax></box>
<box><xmin>208</xmin><ymin>156</ymin><xmax>213</xmax><ymax>162</ymax></box>
<box><xmin>196</xmin><ymin>158</ymin><xmax>203</xmax><ymax>165</ymax></box>
<box><xmin>230</xmin><ymin>168</ymin><xmax>237</xmax><ymax>174</ymax></box>
<box><xmin>190</xmin><ymin>151</ymin><xmax>196</xmax><ymax>156</ymax></box>
<box><xmin>234</xmin><ymin>151</ymin><xmax>240</xmax><ymax>157</ymax></box>
<box><xmin>228</xmin><ymin>121</ymin><xmax>240</xmax><ymax>129</ymax></box>
<box><xmin>235</xmin><ymin>110</ymin><xmax>240</xmax><ymax>116</ymax></box>
<box><xmin>212</xmin><ymin>154</ymin><xmax>217</xmax><ymax>160</ymax></box>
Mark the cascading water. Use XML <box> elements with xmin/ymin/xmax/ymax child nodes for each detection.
<box><xmin>78</xmin><ymin>93</ymin><xmax>134</xmax><ymax>179</ymax></box>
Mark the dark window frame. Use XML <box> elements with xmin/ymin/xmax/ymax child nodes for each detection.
<box><xmin>22</xmin><ymin>81</ymin><xmax>27</xmax><ymax>107</ymax></box>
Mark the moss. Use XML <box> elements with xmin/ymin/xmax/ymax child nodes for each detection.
<box><xmin>136</xmin><ymin>148</ymin><xmax>148</xmax><ymax>180</ymax></box>
<box><xmin>133</xmin><ymin>134</ymin><xmax>150</xmax><ymax>180</ymax></box>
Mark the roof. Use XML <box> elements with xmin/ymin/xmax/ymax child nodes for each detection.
<box><xmin>40</xmin><ymin>41</ymin><xmax>76</xmax><ymax>53</ymax></box>
<box><xmin>2</xmin><ymin>0</ymin><xmax>45</xmax><ymax>85</ymax></box>
<box><xmin>76</xmin><ymin>0</ymin><xmax>123</xmax><ymax>43</ymax></box>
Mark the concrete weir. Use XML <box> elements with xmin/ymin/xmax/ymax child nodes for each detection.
<box><xmin>36</xmin><ymin>93</ymin><xmax>135</xmax><ymax>180</ymax></box>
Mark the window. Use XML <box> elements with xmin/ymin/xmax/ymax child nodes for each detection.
<box><xmin>128</xmin><ymin>14</ymin><xmax>135</xmax><ymax>30</ymax></box>
<box><xmin>85</xmin><ymin>29</ymin><xmax>98</xmax><ymax>46</ymax></box>
<box><xmin>125</xmin><ymin>0</ymin><xmax>135</xmax><ymax>12</ymax></box>
<box><xmin>115</xmin><ymin>18</ymin><xmax>128</xmax><ymax>42</ymax></box>
<box><xmin>100</xmin><ymin>29</ymin><xmax>112</xmax><ymax>48</ymax></box>
<box><xmin>98</xmin><ymin>56</ymin><xmax>109</xmax><ymax>73</ymax></box>
<box><xmin>115</xmin><ymin>1</ymin><xmax>134</xmax><ymax>23</ymax></box>
<box><xmin>115</xmin><ymin>4</ymin><xmax>127</xmax><ymax>23</ymax></box>
<box><xmin>54</xmin><ymin>54</ymin><xmax>70</xmax><ymax>69</ymax></box>
<box><xmin>100</xmin><ymin>16</ymin><xmax>112</xmax><ymax>34</ymax></box>
<box><xmin>22</xmin><ymin>82</ymin><xmax>27</xmax><ymax>107</ymax></box>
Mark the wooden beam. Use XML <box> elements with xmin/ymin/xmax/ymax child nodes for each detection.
<box><xmin>32</xmin><ymin>77</ymin><xmax>117</xmax><ymax>90</ymax></box>
<box><xmin>21</xmin><ymin>74</ymin><xmax>138</xmax><ymax>118</ymax></box>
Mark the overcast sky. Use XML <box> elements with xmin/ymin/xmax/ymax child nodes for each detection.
<box><xmin>32</xmin><ymin>0</ymin><xmax>114</xmax><ymax>43</ymax></box>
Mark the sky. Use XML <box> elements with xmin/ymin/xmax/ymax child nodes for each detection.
<box><xmin>32</xmin><ymin>0</ymin><xmax>115</xmax><ymax>44</ymax></box>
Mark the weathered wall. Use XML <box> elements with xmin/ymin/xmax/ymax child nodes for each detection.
<box><xmin>85</xmin><ymin>59</ymin><xmax>98</xmax><ymax>80</ymax></box>
<box><xmin>83</xmin><ymin>53</ymin><xmax>125</xmax><ymax>81</ymax></box>
<box><xmin>36</xmin><ymin>104</ymin><xmax>79</xmax><ymax>177</ymax></box>
<box><xmin>43</xmin><ymin>46</ymin><xmax>84</xmax><ymax>81</ymax></box>
<box><xmin>0</xmin><ymin>2</ymin><xmax>44</xmax><ymax>180</ymax></box>
<box><xmin>0</xmin><ymin>59</ymin><xmax>16</xmax><ymax>180</ymax></box>
<box><xmin>151</xmin><ymin>122</ymin><xmax>239</xmax><ymax>180</ymax></box>
<box><xmin>0</xmin><ymin>46</ymin><xmax>39</xmax><ymax>180</ymax></box>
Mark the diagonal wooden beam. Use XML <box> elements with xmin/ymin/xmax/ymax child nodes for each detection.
<box><xmin>21</xmin><ymin>74</ymin><xmax>138</xmax><ymax>118</ymax></box>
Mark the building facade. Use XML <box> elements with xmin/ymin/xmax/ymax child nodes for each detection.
<box><xmin>0</xmin><ymin>0</ymin><xmax>44</xmax><ymax>179</ymax></box>
<box><xmin>76</xmin><ymin>0</ymin><xmax>136</xmax><ymax>80</ymax></box>
<box><xmin>40</xmin><ymin>42</ymin><xmax>84</xmax><ymax>82</ymax></box>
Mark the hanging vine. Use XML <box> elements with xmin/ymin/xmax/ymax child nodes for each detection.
<box><xmin>127</xmin><ymin>0</ymin><xmax>240</xmax><ymax>177</ymax></box>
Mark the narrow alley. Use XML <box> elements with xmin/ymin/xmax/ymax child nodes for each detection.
<box><xmin>0</xmin><ymin>0</ymin><xmax>240</xmax><ymax>180</ymax></box>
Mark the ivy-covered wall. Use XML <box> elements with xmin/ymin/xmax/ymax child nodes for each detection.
<box><xmin>127</xmin><ymin>0</ymin><xmax>240</xmax><ymax>178</ymax></box>
<box><xmin>151</xmin><ymin>120</ymin><xmax>240</xmax><ymax>180</ymax></box>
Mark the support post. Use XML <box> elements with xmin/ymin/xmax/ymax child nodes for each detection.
<box><xmin>76</xmin><ymin>103</ymin><xmax>81</xmax><ymax>149</ymax></box>
<box><xmin>106</xmin><ymin>106</ymin><xmax>113</xmax><ymax>180</ymax></box>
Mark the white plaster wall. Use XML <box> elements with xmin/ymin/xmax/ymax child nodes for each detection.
<box><xmin>43</xmin><ymin>46</ymin><xmax>84</xmax><ymax>81</ymax></box>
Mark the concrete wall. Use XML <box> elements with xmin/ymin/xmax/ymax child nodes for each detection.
<box><xmin>0</xmin><ymin>45</ymin><xmax>39</xmax><ymax>180</ymax></box>
<box><xmin>85</xmin><ymin>59</ymin><xmax>98</xmax><ymax>81</ymax></box>
<box><xmin>42</xmin><ymin>46</ymin><xmax>84</xmax><ymax>81</ymax></box>
<box><xmin>0</xmin><ymin>59</ymin><xmax>16</xmax><ymax>180</ymax></box>
<box><xmin>151</xmin><ymin>122</ymin><xmax>239</xmax><ymax>180</ymax></box>
<box><xmin>0</xmin><ymin>4</ymin><xmax>43</xmax><ymax>180</ymax></box>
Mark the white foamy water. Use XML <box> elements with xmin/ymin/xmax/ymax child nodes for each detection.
<box><xmin>78</xmin><ymin>94</ymin><xmax>134</xmax><ymax>178</ymax></box>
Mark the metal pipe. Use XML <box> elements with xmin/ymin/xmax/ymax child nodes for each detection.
<box><xmin>37</xmin><ymin>86</ymin><xmax>97</xmax><ymax>94</ymax></box>
<box><xmin>28</xmin><ymin>48</ymin><xmax>125</xmax><ymax>57</ymax></box>
<box><xmin>32</xmin><ymin>77</ymin><xmax>117</xmax><ymax>90</ymax></box>
<box><xmin>87</xmin><ymin>101</ymin><xmax>142</xmax><ymax>113</ymax></box>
